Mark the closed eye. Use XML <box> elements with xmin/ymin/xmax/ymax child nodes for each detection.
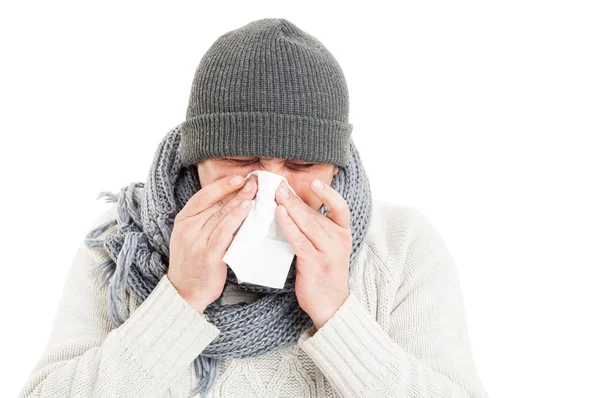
<box><xmin>287</xmin><ymin>162</ymin><xmax>316</xmax><ymax>170</ymax></box>
<box><xmin>225</xmin><ymin>158</ymin><xmax>316</xmax><ymax>169</ymax></box>
<box><xmin>226</xmin><ymin>159</ymin><xmax>257</xmax><ymax>166</ymax></box>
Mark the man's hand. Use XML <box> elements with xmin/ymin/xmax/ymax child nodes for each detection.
<box><xmin>168</xmin><ymin>173</ymin><xmax>258</xmax><ymax>313</ymax></box>
<box><xmin>275</xmin><ymin>179</ymin><xmax>352</xmax><ymax>330</ymax></box>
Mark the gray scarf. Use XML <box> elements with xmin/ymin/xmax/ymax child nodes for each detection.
<box><xmin>84</xmin><ymin>124</ymin><xmax>373</xmax><ymax>396</ymax></box>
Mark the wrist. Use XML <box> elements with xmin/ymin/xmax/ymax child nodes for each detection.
<box><xmin>170</xmin><ymin>285</ymin><xmax>209</xmax><ymax>315</ymax></box>
<box><xmin>311</xmin><ymin>291</ymin><xmax>350</xmax><ymax>330</ymax></box>
<box><xmin>186</xmin><ymin>299</ymin><xmax>208</xmax><ymax>314</ymax></box>
<box><xmin>179</xmin><ymin>294</ymin><xmax>211</xmax><ymax>314</ymax></box>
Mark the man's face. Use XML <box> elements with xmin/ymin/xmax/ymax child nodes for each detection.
<box><xmin>196</xmin><ymin>156</ymin><xmax>339</xmax><ymax>210</ymax></box>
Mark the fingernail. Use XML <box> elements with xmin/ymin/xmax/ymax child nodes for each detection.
<box><xmin>243</xmin><ymin>181</ymin><xmax>252</xmax><ymax>192</ymax></box>
<box><xmin>230</xmin><ymin>175</ymin><xmax>244</xmax><ymax>186</ymax></box>
<box><xmin>240</xmin><ymin>200</ymin><xmax>251</xmax><ymax>208</ymax></box>
<box><xmin>279</xmin><ymin>183</ymin><xmax>290</xmax><ymax>198</ymax></box>
<box><xmin>312</xmin><ymin>179</ymin><xmax>324</xmax><ymax>189</ymax></box>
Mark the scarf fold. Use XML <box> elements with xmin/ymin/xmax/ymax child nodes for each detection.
<box><xmin>84</xmin><ymin>123</ymin><xmax>373</xmax><ymax>396</ymax></box>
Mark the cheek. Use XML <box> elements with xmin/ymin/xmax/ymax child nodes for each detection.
<box><xmin>197</xmin><ymin>165</ymin><xmax>253</xmax><ymax>187</ymax></box>
<box><xmin>197</xmin><ymin>168</ymin><xmax>219</xmax><ymax>188</ymax></box>
<box><xmin>288</xmin><ymin>173</ymin><xmax>328</xmax><ymax>210</ymax></box>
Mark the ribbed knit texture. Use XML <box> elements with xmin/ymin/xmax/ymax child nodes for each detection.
<box><xmin>179</xmin><ymin>18</ymin><xmax>353</xmax><ymax>167</ymax></box>
<box><xmin>78</xmin><ymin>122</ymin><xmax>372</xmax><ymax>396</ymax></box>
<box><xmin>18</xmin><ymin>199</ymin><xmax>489</xmax><ymax>397</ymax></box>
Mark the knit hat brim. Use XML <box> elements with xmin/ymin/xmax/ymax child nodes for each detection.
<box><xmin>179</xmin><ymin>111</ymin><xmax>352</xmax><ymax>167</ymax></box>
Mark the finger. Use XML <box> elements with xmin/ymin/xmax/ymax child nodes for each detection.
<box><xmin>275</xmin><ymin>205</ymin><xmax>318</xmax><ymax>256</ymax></box>
<box><xmin>199</xmin><ymin>175</ymin><xmax>258</xmax><ymax>241</ymax></box>
<box><xmin>275</xmin><ymin>180</ymin><xmax>331</xmax><ymax>251</ymax></box>
<box><xmin>176</xmin><ymin>174</ymin><xmax>247</xmax><ymax>222</ymax></box>
<box><xmin>309</xmin><ymin>178</ymin><xmax>351</xmax><ymax>230</ymax></box>
<box><xmin>207</xmin><ymin>198</ymin><xmax>254</xmax><ymax>251</ymax></box>
<box><xmin>197</xmin><ymin>174</ymin><xmax>257</xmax><ymax>230</ymax></box>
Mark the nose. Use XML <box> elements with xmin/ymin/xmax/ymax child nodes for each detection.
<box><xmin>256</xmin><ymin>158</ymin><xmax>288</xmax><ymax>176</ymax></box>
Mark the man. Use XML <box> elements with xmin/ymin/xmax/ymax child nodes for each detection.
<box><xmin>19</xmin><ymin>18</ymin><xmax>489</xmax><ymax>397</ymax></box>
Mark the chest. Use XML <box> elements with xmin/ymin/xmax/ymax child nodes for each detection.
<box><xmin>155</xmin><ymin>246</ymin><xmax>390</xmax><ymax>397</ymax></box>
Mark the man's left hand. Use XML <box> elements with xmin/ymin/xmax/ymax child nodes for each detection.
<box><xmin>275</xmin><ymin>179</ymin><xmax>352</xmax><ymax>330</ymax></box>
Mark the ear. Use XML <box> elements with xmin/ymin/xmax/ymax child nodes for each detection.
<box><xmin>333</xmin><ymin>165</ymin><xmax>339</xmax><ymax>176</ymax></box>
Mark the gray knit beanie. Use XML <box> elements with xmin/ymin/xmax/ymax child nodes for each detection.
<box><xmin>179</xmin><ymin>18</ymin><xmax>353</xmax><ymax>167</ymax></box>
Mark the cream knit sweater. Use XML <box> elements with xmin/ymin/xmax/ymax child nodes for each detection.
<box><xmin>18</xmin><ymin>199</ymin><xmax>489</xmax><ymax>397</ymax></box>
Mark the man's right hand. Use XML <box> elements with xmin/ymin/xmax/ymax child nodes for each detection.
<box><xmin>167</xmin><ymin>173</ymin><xmax>258</xmax><ymax>314</ymax></box>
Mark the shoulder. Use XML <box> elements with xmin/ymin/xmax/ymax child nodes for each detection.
<box><xmin>364</xmin><ymin>199</ymin><xmax>444</xmax><ymax>277</ymax></box>
<box><xmin>91</xmin><ymin>201</ymin><xmax>119</xmax><ymax>230</ymax></box>
<box><xmin>365</xmin><ymin>198</ymin><xmax>431</xmax><ymax>257</ymax></box>
<box><xmin>84</xmin><ymin>201</ymin><xmax>120</xmax><ymax>263</ymax></box>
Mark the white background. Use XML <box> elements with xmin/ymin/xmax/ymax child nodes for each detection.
<box><xmin>2</xmin><ymin>1</ymin><xmax>599</xmax><ymax>397</ymax></box>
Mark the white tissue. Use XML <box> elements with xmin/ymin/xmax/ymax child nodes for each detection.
<box><xmin>222</xmin><ymin>170</ymin><xmax>299</xmax><ymax>289</ymax></box>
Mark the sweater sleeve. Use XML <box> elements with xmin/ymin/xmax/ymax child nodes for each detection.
<box><xmin>297</xmin><ymin>207</ymin><xmax>489</xmax><ymax>398</ymax></box>
<box><xmin>18</xmin><ymin>206</ymin><xmax>221</xmax><ymax>397</ymax></box>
